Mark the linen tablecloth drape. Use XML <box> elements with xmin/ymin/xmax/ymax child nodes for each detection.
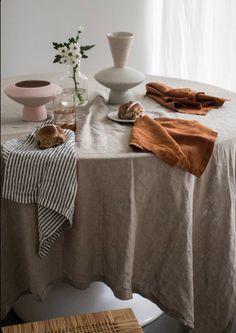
<box><xmin>1</xmin><ymin>76</ymin><xmax>236</xmax><ymax>333</ymax></box>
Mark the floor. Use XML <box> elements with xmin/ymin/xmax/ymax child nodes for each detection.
<box><xmin>1</xmin><ymin>309</ymin><xmax>236</xmax><ymax>332</ymax></box>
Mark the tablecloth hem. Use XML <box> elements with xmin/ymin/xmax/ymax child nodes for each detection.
<box><xmin>1</xmin><ymin>275</ymin><xmax>194</xmax><ymax>329</ymax></box>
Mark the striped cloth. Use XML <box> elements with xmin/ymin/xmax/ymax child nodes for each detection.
<box><xmin>2</xmin><ymin>122</ymin><xmax>78</xmax><ymax>257</ymax></box>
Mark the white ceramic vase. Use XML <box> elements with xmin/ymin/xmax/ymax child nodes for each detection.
<box><xmin>94</xmin><ymin>32</ymin><xmax>145</xmax><ymax>105</ymax></box>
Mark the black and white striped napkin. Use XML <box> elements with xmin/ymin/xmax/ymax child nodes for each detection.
<box><xmin>2</xmin><ymin>122</ymin><xmax>78</xmax><ymax>257</ymax></box>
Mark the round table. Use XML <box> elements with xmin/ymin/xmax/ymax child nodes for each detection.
<box><xmin>1</xmin><ymin>73</ymin><xmax>236</xmax><ymax>332</ymax></box>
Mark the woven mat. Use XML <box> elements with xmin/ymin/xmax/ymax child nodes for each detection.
<box><xmin>1</xmin><ymin>308</ymin><xmax>143</xmax><ymax>333</ymax></box>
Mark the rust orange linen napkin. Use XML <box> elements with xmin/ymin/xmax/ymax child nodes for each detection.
<box><xmin>146</xmin><ymin>82</ymin><xmax>227</xmax><ymax>115</ymax></box>
<box><xmin>130</xmin><ymin>116</ymin><xmax>218</xmax><ymax>177</ymax></box>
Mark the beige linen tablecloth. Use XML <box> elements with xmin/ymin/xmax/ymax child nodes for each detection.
<box><xmin>1</xmin><ymin>75</ymin><xmax>236</xmax><ymax>333</ymax></box>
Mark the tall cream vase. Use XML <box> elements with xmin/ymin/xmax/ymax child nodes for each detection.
<box><xmin>94</xmin><ymin>32</ymin><xmax>145</xmax><ymax>104</ymax></box>
<box><xmin>107</xmin><ymin>32</ymin><xmax>133</xmax><ymax>68</ymax></box>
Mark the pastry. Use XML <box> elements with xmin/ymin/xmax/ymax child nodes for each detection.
<box><xmin>36</xmin><ymin>124</ymin><xmax>67</xmax><ymax>149</ymax></box>
<box><xmin>118</xmin><ymin>101</ymin><xmax>144</xmax><ymax>120</ymax></box>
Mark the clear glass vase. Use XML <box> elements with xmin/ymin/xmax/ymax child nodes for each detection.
<box><xmin>53</xmin><ymin>92</ymin><xmax>77</xmax><ymax>131</ymax></box>
<box><xmin>60</xmin><ymin>61</ymin><xmax>88</xmax><ymax>107</ymax></box>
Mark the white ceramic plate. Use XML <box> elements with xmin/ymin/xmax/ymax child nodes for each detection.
<box><xmin>107</xmin><ymin>111</ymin><xmax>156</xmax><ymax>123</ymax></box>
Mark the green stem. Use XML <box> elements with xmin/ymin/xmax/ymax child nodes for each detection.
<box><xmin>72</xmin><ymin>64</ymin><xmax>84</xmax><ymax>103</ymax></box>
<box><xmin>72</xmin><ymin>65</ymin><xmax>78</xmax><ymax>92</ymax></box>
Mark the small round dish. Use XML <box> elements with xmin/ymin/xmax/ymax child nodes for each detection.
<box><xmin>107</xmin><ymin>111</ymin><xmax>156</xmax><ymax>123</ymax></box>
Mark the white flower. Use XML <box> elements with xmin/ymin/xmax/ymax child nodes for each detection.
<box><xmin>67</xmin><ymin>48</ymin><xmax>81</xmax><ymax>58</ymax></box>
<box><xmin>78</xmin><ymin>26</ymin><xmax>84</xmax><ymax>32</ymax></box>
<box><xmin>71</xmin><ymin>59</ymin><xmax>77</xmax><ymax>66</ymax></box>
<box><xmin>59</xmin><ymin>56</ymin><xmax>68</xmax><ymax>64</ymax></box>
<box><xmin>71</xmin><ymin>54</ymin><xmax>81</xmax><ymax>66</ymax></box>
<box><xmin>65</xmin><ymin>58</ymin><xmax>72</xmax><ymax>65</ymax></box>
<box><xmin>66</xmin><ymin>49</ymin><xmax>74</xmax><ymax>58</ymax></box>
<box><xmin>74</xmin><ymin>49</ymin><xmax>82</xmax><ymax>59</ymax></box>
<box><xmin>68</xmin><ymin>42</ymin><xmax>80</xmax><ymax>52</ymax></box>
<box><xmin>52</xmin><ymin>26</ymin><xmax>94</xmax><ymax>71</ymax></box>
<box><xmin>58</xmin><ymin>46</ymin><xmax>67</xmax><ymax>56</ymax></box>
<box><xmin>73</xmin><ymin>52</ymin><xmax>82</xmax><ymax>61</ymax></box>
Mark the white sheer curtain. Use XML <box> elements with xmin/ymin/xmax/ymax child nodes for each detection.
<box><xmin>149</xmin><ymin>0</ymin><xmax>236</xmax><ymax>92</ymax></box>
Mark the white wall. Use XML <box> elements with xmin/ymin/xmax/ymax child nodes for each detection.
<box><xmin>2</xmin><ymin>1</ymin><xmax>235</xmax><ymax>92</ymax></box>
<box><xmin>1</xmin><ymin>0</ymin><xmax>153</xmax><ymax>78</ymax></box>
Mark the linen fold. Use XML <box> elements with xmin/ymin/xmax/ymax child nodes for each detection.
<box><xmin>130</xmin><ymin>115</ymin><xmax>217</xmax><ymax>177</ymax></box>
<box><xmin>146</xmin><ymin>81</ymin><xmax>227</xmax><ymax>115</ymax></box>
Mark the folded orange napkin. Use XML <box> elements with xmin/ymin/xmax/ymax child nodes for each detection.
<box><xmin>146</xmin><ymin>82</ymin><xmax>227</xmax><ymax>115</ymax></box>
<box><xmin>130</xmin><ymin>116</ymin><xmax>217</xmax><ymax>177</ymax></box>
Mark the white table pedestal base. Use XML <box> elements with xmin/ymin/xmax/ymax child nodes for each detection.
<box><xmin>13</xmin><ymin>282</ymin><xmax>163</xmax><ymax>327</ymax></box>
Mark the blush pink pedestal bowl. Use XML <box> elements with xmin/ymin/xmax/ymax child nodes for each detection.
<box><xmin>4</xmin><ymin>80</ymin><xmax>62</xmax><ymax>122</ymax></box>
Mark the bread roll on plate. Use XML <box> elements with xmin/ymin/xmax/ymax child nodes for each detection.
<box><xmin>118</xmin><ymin>101</ymin><xmax>144</xmax><ymax>120</ymax></box>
